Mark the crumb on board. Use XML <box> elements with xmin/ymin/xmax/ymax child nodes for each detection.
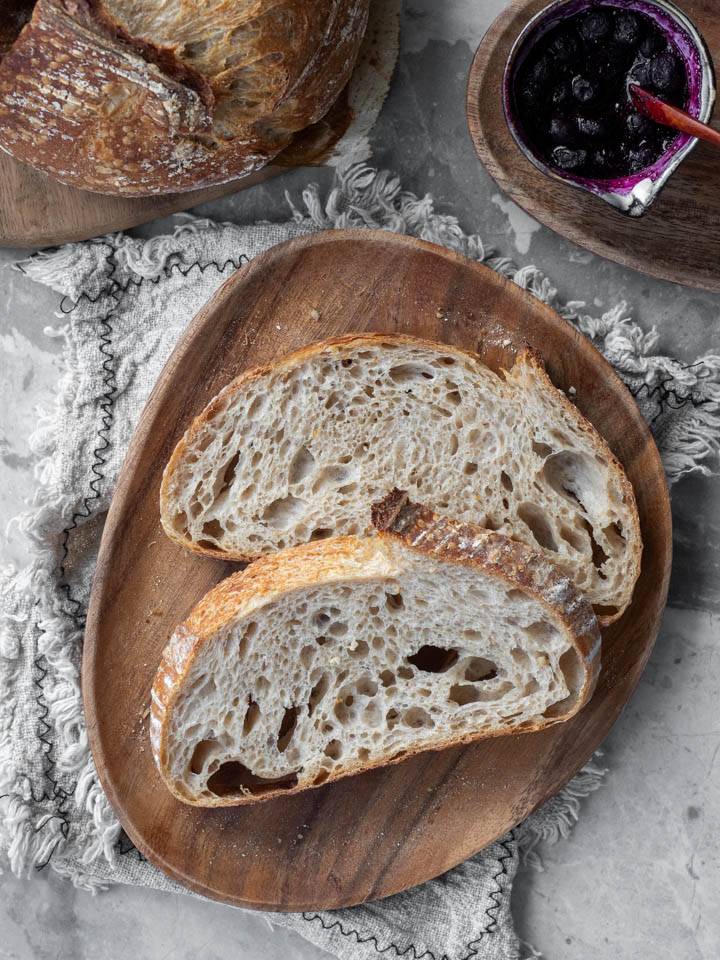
<box><xmin>502</xmin><ymin>338</ymin><xmax>512</xmax><ymax>347</ymax></box>
<box><xmin>310</xmin><ymin>308</ymin><xmax>320</xmax><ymax>321</ymax></box>
<box><xmin>569</xmin><ymin>385</ymin><xmax>577</xmax><ymax>396</ymax></box>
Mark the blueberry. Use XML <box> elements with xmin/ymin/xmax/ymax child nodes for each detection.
<box><xmin>628</xmin><ymin>144</ymin><xmax>656</xmax><ymax>170</ymax></box>
<box><xmin>552</xmin><ymin>145</ymin><xmax>588</xmax><ymax>170</ymax></box>
<box><xmin>614</xmin><ymin>11</ymin><xmax>639</xmax><ymax>45</ymax></box>
<box><xmin>588</xmin><ymin>43</ymin><xmax>631</xmax><ymax>81</ymax></box>
<box><xmin>572</xmin><ymin>75</ymin><xmax>596</xmax><ymax>103</ymax></box>
<box><xmin>630</xmin><ymin>59</ymin><xmax>652</xmax><ymax>87</ymax></box>
<box><xmin>550</xmin><ymin>116</ymin><xmax>575</xmax><ymax>142</ymax></box>
<box><xmin>640</xmin><ymin>31</ymin><xmax>664</xmax><ymax>58</ymax></box>
<box><xmin>527</xmin><ymin>55</ymin><xmax>554</xmax><ymax>89</ymax></box>
<box><xmin>549</xmin><ymin>31</ymin><xmax>579</xmax><ymax>63</ymax></box>
<box><xmin>626</xmin><ymin>111</ymin><xmax>654</xmax><ymax>139</ymax></box>
<box><xmin>591</xmin><ymin>147</ymin><xmax>616</xmax><ymax>172</ymax></box>
<box><xmin>579</xmin><ymin>10</ymin><xmax>611</xmax><ymax>42</ymax></box>
<box><xmin>650</xmin><ymin>52</ymin><xmax>684</xmax><ymax>92</ymax></box>
<box><xmin>576</xmin><ymin>115</ymin><xmax>606</xmax><ymax>138</ymax></box>
<box><xmin>552</xmin><ymin>80</ymin><xmax>572</xmax><ymax>106</ymax></box>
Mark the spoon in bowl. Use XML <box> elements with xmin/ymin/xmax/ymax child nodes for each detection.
<box><xmin>629</xmin><ymin>83</ymin><xmax>720</xmax><ymax>149</ymax></box>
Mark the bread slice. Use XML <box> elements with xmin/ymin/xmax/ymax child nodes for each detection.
<box><xmin>151</xmin><ymin>491</ymin><xmax>600</xmax><ymax>807</ymax></box>
<box><xmin>161</xmin><ymin>333</ymin><xmax>641</xmax><ymax>623</ymax></box>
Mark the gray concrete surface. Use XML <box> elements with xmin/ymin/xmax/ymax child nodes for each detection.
<box><xmin>1</xmin><ymin>1</ymin><xmax>719</xmax><ymax>958</ymax></box>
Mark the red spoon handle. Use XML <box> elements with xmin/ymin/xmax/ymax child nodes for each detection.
<box><xmin>630</xmin><ymin>83</ymin><xmax>720</xmax><ymax>149</ymax></box>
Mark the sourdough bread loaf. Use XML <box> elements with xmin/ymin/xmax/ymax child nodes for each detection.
<box><xmin>160</xmin><ymin>333</ymin><xmax>642</xmax><ymax>623</ymax></box>
<box><xmin>151</xmin><ymin>491</ymin><xmax>600</xmax><ymax>806</ymax></box>
<box><xmin>0</xmin><ymin>0</ymin><xmax>369</xmax><ymax>195</ymax></box>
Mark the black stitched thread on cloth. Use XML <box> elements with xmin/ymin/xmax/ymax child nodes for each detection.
<box><xmin>301</xmin><ymin>835</ymin><xmax>516</xmax><ymax>960</ymax></box>
<box><xmin>57</xmin><ymin>250</ymin><xmax>250</xmax><ymax>622</ymax></box>
<box><xmin>18</xmin><ymin>242</ymin><xmax>248</xmax><ymax>867</ymax></box>
<box><xmin>628</xmin><ymin>367</ymin><xmax>711</xmax><ymax>426</ymax></box>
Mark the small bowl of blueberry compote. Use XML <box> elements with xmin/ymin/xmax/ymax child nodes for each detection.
<box><xmin>504</xmin><ymin>0</ymin><xmax>715</xmax><ymax>216</ymax></box>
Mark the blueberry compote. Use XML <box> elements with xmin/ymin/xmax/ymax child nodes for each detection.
<box><xmin>515</xmin><ymin>5</ymin><xmax>688</xmax><ymax>179</ymax></box>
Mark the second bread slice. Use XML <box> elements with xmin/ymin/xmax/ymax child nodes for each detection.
<box><xmin>151</xmin><ymin>491</ymin><xmax>600</xmax><ymax>807</ymax></box>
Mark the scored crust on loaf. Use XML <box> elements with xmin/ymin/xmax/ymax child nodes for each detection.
<box><xmin>0</xmin><ymin>0</ymin><xmax>369</xmax><ymax>195</ymax></box>
<box><xmin>160</xmin><ymin>333</ymin><xmax>642</xmax><ymax>623</ymax></box>
<box><xmin>151</xmin><ymin>493</ymin><xmax>600</xmax><ymax>806</ymax></box>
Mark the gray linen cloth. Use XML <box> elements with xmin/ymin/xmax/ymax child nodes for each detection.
<box><xmin>1</xmin><ymin>164</ymin><xmax>718</xmax><ymax>960</ymax></box>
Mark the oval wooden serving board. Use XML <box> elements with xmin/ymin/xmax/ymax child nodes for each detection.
<box><xmin>467</xmin><ymin>0</ymin><xmax>720</xmax><ymax>293</ymax></box>
<box><xmin>84</xmin><ymin>230</ymin><xmax>671</xmax><ymax>911</ymax></box>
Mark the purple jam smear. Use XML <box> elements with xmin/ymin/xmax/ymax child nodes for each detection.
<box><xmin>514</xmin><ymin>5</ymin><xmax>689</xmax><ymax>179</ymax></box>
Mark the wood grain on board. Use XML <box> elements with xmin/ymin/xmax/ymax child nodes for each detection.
<box><xmin>83</xmin><ymin>231</ymin><xmax>671</xmax><ymax>911</ymax></box>
<box><xmin>467</xmin><ymin>0</ymin><xmax>720</xmax><ymax>292</ymax></box>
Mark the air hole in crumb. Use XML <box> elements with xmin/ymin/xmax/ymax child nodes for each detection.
<box><xmin>208</xmin><ymin>762</ymin><xmax>298</xmax><ymax>797</ymax></box>
<box><xmin>389</xmin><ymin>362</ymin><xmax>435</xmax><ymax>384</ymax></box>
<box><xmin>449</xmin><ymin>684</ymin><xmax>481</xmax><ymax>706</ymax></box>
<box><xmin>404</xmin><ymin>707</ymin><xmax>433</xmax><ymax>728</ymax></box>
<box><xmin>288</xmin><ymin>445</ymin><xmax>316</xmax><ymax>485</ymax></box>
<box><xmin>324</xmin><ymin>739</ymin><xmax>342</xmax><ymax>760</ymax></box>
<box><xmin>500</xmin><ymin>471</ymin><xmax>514</xmax><ymax>492</ymax></box>
<box><xmin>329</xmin><ymin>621</ymin><xmax>348</xmax><ymax>637</ymax></box>
<box><xmin>242</xmin><ymin>700</ymin><xmax>260</xmax><ymax>736</ymax></box>
<box><xmin>357</xmin><ymin>676</ymin><xmax>378</xmax><ymax>697</ymax></box>
<box><xmin>315</xmin><ymin>635</ymin><xmax>328</xmax><ymax>646</ymax></box>
<box><xmin>313</xmin><ymin>770</ymin><xmax>330</xmax><ymax>785</ymax></box>
<box><xmin>386</xmin><ymin>708</ymin><xmax>400</xmax><ymax>729</ymax></box>
<box><xmin>446</xmin><ymin>390</ymin><xmax>462</xmax><ymax>406</ymax></box>
<box><xmin>190</xmin><ymin>739</ymin><xmax>218</xmax><ymax>775</ymax></box>
<box><xmin>559</xmin><ymin>524</ymin><xmax>585</xmax><ymax>552</ymax></box>
<box><xmin>385</xmin><ymin>592</ymin><xmax>404</xmax><ymax>611</ymax></box>
<box><xmin>581</xmin><ymin>519</ymin><xmax>609</xmax><ymax>575</ymax></box>
<box><xmin>602</xmin><ymin>521</ymin><xmax>626</xmax><ymax>551</ymax></box>
<box><xmin>517</xmin><ymin>502</ymin><xmax>558</xmax><ymax>551</ymax></box>
<box><xmin>481</xmin><ymin>516</ymin><xmax>502</xmax><ymax>531</ymax></box>
<box><xmin>196</xmin><ymin>539</ymin><xmax>221</xmax><ymax>551</ymax></box>
<box><xmin>407</xmin><ymin>645</ymin><xmax>459</xmax><ymax>673</ymax></box>
<box><xmin>277</xmin><ymin>707</ymin><xmax>299</xmax><ymax>753</ymax></box>
<box><xmin>350</xmin><ymin>639</ymin><xmax>369</xmax><ymax>659</ymax></box>
<box><xmin>380</xmin><ymin>669</ymin><xmax>396</xmax><ymax>687</ymax></box>
<box><xmin>358</xmin><ymin>747</ymin><xmax>370</xmax><ymax>762</ymax></box>
<box><xmin>308</xmin><ymin>673</ymin><xmax>329</xmax><ymax>716</ymax></box>
<box><xmin>262</xmin><ymin>495</ymin><xmax>305</xmax><ymax>530</ymax></box>
<box><xmin>511</xmin><ymin>647</ymin><xmax>530</xmax><ymax>667</ymax></box>
<box><xmin>464</xmin><ymin>657</ymin><xmax>497</xmax><ymax>682</ymax></box>
<box><xmin>531</xmin><ymin>441</ymin><xmax>553</xmax><ymax>459</ymax></box>
<box><xmin>397</xmin><ymin>665</ymin><xmax>414</xmax><ymax>680</ymax></box>
<box><xmin>310</xmin><ymin>527</ymin><xmax>332</xmax><ymax>541</ymax></box>
<box><xmin>523</xmin><ymin>678</ymin><xmax>540</xmax><ymax>696</ymax></box>
<box><xmin>464</xmin><ymin>461</ymin><xmax>478</xmax><ymax>476</ymax></box>
<box><xmin>300</xmin><ymin>644</ymin><xmax>315</xmax><ymax>668</ymax></box>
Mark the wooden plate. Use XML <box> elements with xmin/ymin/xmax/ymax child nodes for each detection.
<box><xmin>467</xmin><ymin>0</ymin><xmax>720</xmax><ymax>293</ymax></box>
<box><xmin>83</xmin><ymin>230</ymin><xmax>671</xmax><ymax>911</ymax></box>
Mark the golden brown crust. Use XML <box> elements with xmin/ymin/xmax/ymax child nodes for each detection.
<box><xmin>151</xmin><ymin>503</ymin><xmax>601</xmax><ymax>807</ymax></box>
<box><xmin>0</xmin><ymin>0</ymin><xmax>369</xmax><ymax>196</ymax></box>
<box><xmin>160</xmin><ymin>331</ymin><xmax>642</xmax><ymax>625</ymax></box>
